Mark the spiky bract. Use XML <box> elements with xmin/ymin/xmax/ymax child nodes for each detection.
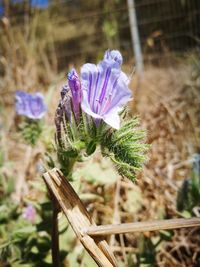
<box><xmin>100</xmin><ymin>117</ymin><xmax>149</xmax><ymax>181</ymax></box>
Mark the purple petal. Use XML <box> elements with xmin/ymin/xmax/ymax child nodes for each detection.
<box><xmin>81</xmin><ymin>63</ymin><xmax>120</xmax><ymax>115</ymax></box>
<box><xmin>29</xmin><ymin>93</ymin><xmax>47</xmax><ymax>119</ymax></box>
<box><xmin>103</xmin><ymin>74</ymin><xmax>132</xmax><ymax>114</ymax></box>
<box><xmin>80</xmin><ymin>50</ymin><xmax>132</xmax><ymax>129</ymax></box>
<box><xmin>98</xmin><ymin>67</ymin><xmax>111</xmax><ymax>104</ymax></box>
<box><xmin>23</xmin><ymin>204</ymin><xmax>36</xmax><ymax>223</ymax></box>
<box><xmin>15</xmin><ymin>91</ymin><xmax>32</xmax><ymax>118</ymax></box>
<box><xmin>81</xmin><ymin>63</ymin><xmax>99</xmax><ymax>109</ymax></box>
<box><xmin>81</xmin><ymin>88</ymin><xmax>103</xmax><ymax>119</ymax></box>
<box><xmin>15</xmin><ymin>91</ymin><xmax>47</xmax><ymax>119</ymax></box>
<box><xmin>68</xmin><ymin>69</ymin><xmax>82</xmax><ymax>120</ymax></box>
<box><xmin>103</xmin><ymin>49</ymin><xmax>123</xmax><ymax>67</ymax></box>
<box><xmin>68</xmin><ymin>69</ymin><xmax>81</xmax><ymax>98</ymax></box>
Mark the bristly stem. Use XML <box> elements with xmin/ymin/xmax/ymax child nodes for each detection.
<box><xmin>51</xmin><ymin>196</ymin><xmax>60</xmax><ymax>267</ymax></box>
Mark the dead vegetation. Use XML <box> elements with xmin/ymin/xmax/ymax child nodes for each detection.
<box><xmin>132</xmin><ymin>65</ymin><xmax>200</xmax><ymax>266</ymax></box>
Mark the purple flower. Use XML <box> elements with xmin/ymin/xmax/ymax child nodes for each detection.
<box><xmin>15</xmin><ymin>91</ymin><xmax>47</xmax><ymax>119</ymax></box>
<box><xmin>80</xmin><ymin>50</ymin><xmax>132</xmax><ymax>129</ymax></box>
<box><xmin>22</xmin><ymin>204</ymin><xmax>36</xmax><ymax>223</ymax></box>
<box><xmin>56</xmin><ymin>69</ymin><xmax>82</xmax><ymax>122</ymax></box>
<box><xmin>68</xmin><ymin>69</ymin><xmax>82</xmax><ymax>120</ymax></box>
<box><xmin>55</xmin><ymin>71</ymin><xmax>82</xmax><ymax>144</ymax></box>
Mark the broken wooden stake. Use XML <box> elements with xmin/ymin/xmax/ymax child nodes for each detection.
<box><xmin>84</xmin><ymin>217</ymin><xmax>200</xmax><ymax>236</ymax></box>
<box><xmin>43</xmin><ymin>168</ymin><xmax>200</xmax><ymax>267</ymax></box>
<box><xmin>43</xmin><ymin>168</ymin><xmax>118</xmax><ymax>267</ymax></box>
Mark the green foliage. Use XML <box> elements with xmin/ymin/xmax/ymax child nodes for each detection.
<box><xmin>134</xmin><ymin>236</ymin><xmax>157</xmax><ymax>267</ymax></box>
<box><xmin>55</xmin><ymin>111</ymin><xmax>92</xmax><ymax>176</ymax></box>
<box><xmin>56</xmin><ymin>115</ymin><xmax>148</xmax><ymax>181</ymax></box>
<box><xmin>0</xmin><ymin>157</ymin><xmax>61</xmax><ymax>267</ymax></box>
<box><xmin>0</xmin><ymin>171</ymin><xmax>116</xmax><ymax>266</ymax></box>
<box><xmin>126</xmin><ymin>231</ymin><xmax>173</xmax><ymax>267</ymax></box>
<box><xmin>177</xmin><ymin>159</ymin><xmax>200</xmax><ymax>213</ymax></box>
<box><xmin>0</xmin><ymin>149</ymin><xmax>4</xmax><ymax>168</ymax></box>
<box><xmin>100</xmin><ymin>117</ymin><xmax>149</xmax><ymax>181</ymax></box>
<box><xmin>74</xmin><ymin>157</ymin><xmax>119</xmax><ymax>185</ymax></box>
<box><xmin>19</xmin><ymin>119</ymin><xmax>43</xmax><ymax>146</ymax></box>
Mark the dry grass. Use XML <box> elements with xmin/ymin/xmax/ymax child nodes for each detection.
<box><xmin>131</xmin><ymin>65</ymin><xmax>200</xmax><ymax>266</ymax></box>
<box><xmin>1</xmin><ymin>58</ymin><xmax>200</xmax><ymax>266</ymax></box>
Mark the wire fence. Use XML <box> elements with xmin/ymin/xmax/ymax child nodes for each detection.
<box><xmin>1</xmin><ymin>0</ymin><xmax>200</xmax><ymax>69</ymax></box>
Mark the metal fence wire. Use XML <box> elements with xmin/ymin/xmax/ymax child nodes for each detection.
<box><xmin>135</xmin><ymin>0</ymin><xmax>200</xmax><ymax>63</ymax></box>
<box><xmin>1</xmin><ymin>0</ymin><xmax>200</xmax><ymax>69</ymax></box>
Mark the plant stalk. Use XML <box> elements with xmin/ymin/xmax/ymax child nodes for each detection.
<box><xmin>84</xmin><ymin>217</ymin><xmax>200</xmax><ymax>236</ymax></box>
<box><xmin>51</xmin><ymin>196</ymin><xmax>60</xmax><ymax>267</ymax></box>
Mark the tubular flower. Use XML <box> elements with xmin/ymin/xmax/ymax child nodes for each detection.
<box><xmin>15</xmin><ymin>91</ymin><xmax>47</xmax><ymax>119</ymax></box>
<box><xmin>81</xmin><ymin>50</ymin><xmax>132</xmax><ymax>129</ymax></box>
<box><xmin>54</xmin><ymin>50</ymin><xmax>148</xmax><ymax>181</ymax></box>
<box><xmin>56</xmin><ymin>69</ymin><xmax>82</xmax><ymax>123</ymax></box>
<box><xmin>68</xmin><ymin>69</ymin><xmax>82</xmax><ymax>120</ymax></box>
<box><xmin>55</xmin><ymin>70</ymin><xmax>82</xmax><ymax>145</ymax></box>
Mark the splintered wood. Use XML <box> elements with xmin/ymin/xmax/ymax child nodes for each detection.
<box><xmin>43</xmin><ymin>168</ymin><xmax>200</xmax><ymax>267</ymax></box>
<box><xmin>85</xmin><ymin>218</ymin><xmax>200</xmax><ymax>236</ymax></box>
<box><xmin>43</xmin><ymin>168</ymin><xmax>118</xmax><ymax>267</ymax></box>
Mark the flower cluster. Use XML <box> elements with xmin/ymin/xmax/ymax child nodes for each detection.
<box><xmin>56</xmin><ymin>50</ymin><xmax>132</xmax><ymax>132</ymax></box>
<box><xmin>55</xmin><ymin>50</ymin><xmax>147</xmax><ymax>180</ymax></box>
<box><xmin>15</xmin><ymin>91</ymin><xmax>47</xmax><ymax>145</ymax></box>
<box><xmin>15</xmin><ymin>91</ymin><xmax>47</xmax><ymax>120</ymax></box>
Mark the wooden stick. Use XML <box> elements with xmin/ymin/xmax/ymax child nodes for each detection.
<box><xmin>43</xmin><ymin>168</ymin><xmax>200</xmax><ymax>266</ymax></box>
<box><xmin>51</xmin><ymin>196</ymin><xmax>60</xmax><ymax>267</ymax></box>
<box><xmin>43</xmin><ymin>168</ymin><xmax>118</xmax><ymax>267</ymax></box>
<box><xmin>84</xmin><ymin>218</ymin><xmax>200</xmax><ymax>236</ymax></box>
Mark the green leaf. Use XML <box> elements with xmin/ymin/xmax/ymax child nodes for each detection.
<box><xmin>86</xmin><ymin>141</ymin><xmax>96</xmax><ymax>156</ymax></box>
<box><xmin>13</xmin><ymin>226</ymin><xmax>36</xmax><ymax>239</ymax></box>
<box><xmin>123</xmin><ymin>186</ymin><xmax>142</xmax><ymax>213</ymax></box>
<box><xmin>62</xmin><ymin>149</ymin><xmax>78</xmax><ymax>158</ymax></box>
<box><xmin>0</xmin><ymin>150</ymin><xmax>4</xmax><ymax>167</ymax></box>
<box><xmin>75</xmin><ymin>158</ymin><xmax>118</xmax><ymax>185</ymax></box>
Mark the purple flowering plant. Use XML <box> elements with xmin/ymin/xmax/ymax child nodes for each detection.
<box><xmin>22</xmin><ymin>204</ymin><xmax>37</xmax><ymax>224</ymax></box>
<box><xmin>54</xmin><ymin>50</ymin><xmax>148</xmax><ymax>180</ymax></box>
<box><xmin>15</xmin><ymin>91</ymin><xmax>47</xmax><ymax>145</ymax></box>
<box><xmin>81</xmin><ymin>50</ymin><xmax>132</xmax><ymax>129</ymax></box>
<box><xmin>16</xmin><ymin>91</ymin><xmax>47</xmax><ymax>120</ymax></box>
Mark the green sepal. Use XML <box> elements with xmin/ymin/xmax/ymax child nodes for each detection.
<box><xmin>62</xmin><ymin>150</ymin><xmax>79</xmax><ymax>159</ymax></box>
<box><xmin>86</xmin><ymin>141</ymin><xmax>96</xmax><ymax>156</ymax></box>
<box><xmin>100</xmin><ymin>117</ymin><xmax>149</xmax><ymax>181</ymax></box>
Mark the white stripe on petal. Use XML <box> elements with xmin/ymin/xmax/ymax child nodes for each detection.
<box><xmin>103</xmin><ymin>108</ymin><xmax>120</xmax><ymax>129</ymax></box>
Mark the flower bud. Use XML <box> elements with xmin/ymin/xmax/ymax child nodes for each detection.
<box><xmin>68</xmin><ymin>69</ymin><xmax>82</xmax><ymax>120</ymax></box>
